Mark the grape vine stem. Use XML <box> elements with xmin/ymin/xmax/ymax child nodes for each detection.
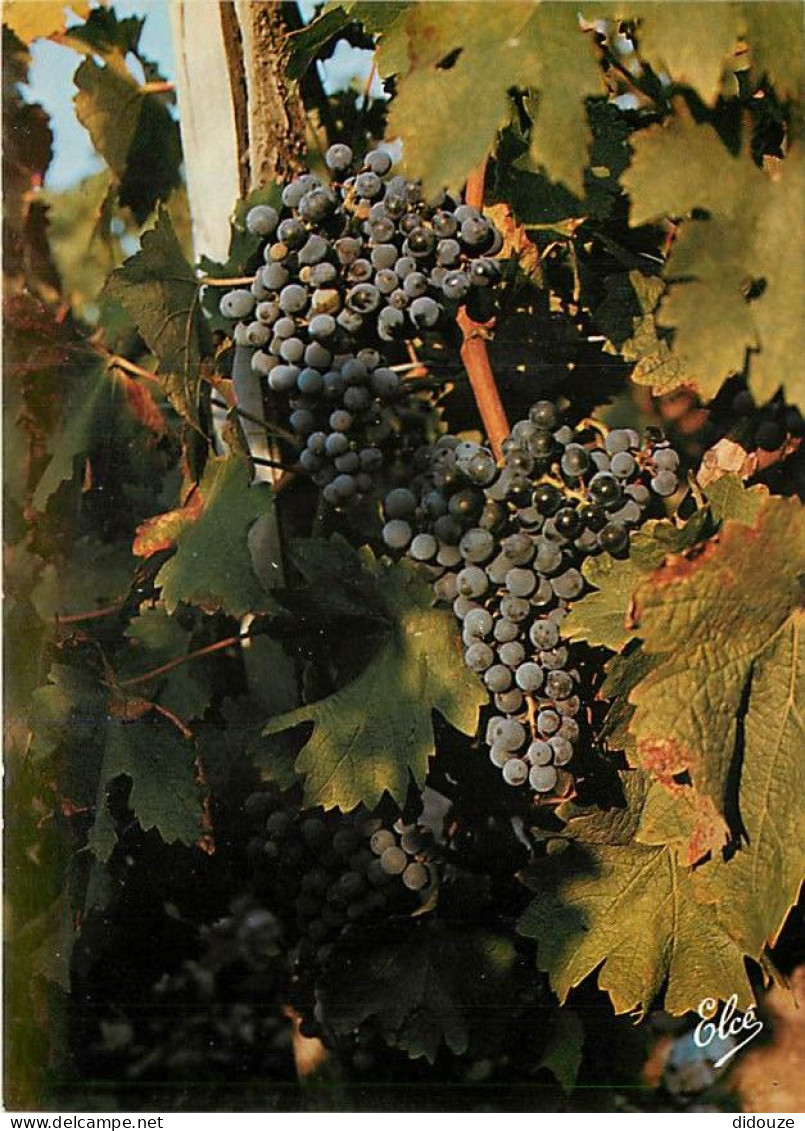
<box><xmin>118</xmin><ymin>632</ymin><xmax>252</xmax><ymax>688</ymax></box>
<box><xmin>458</xmin><ymin>161</ymin><xmax>510</xmax><ymax>460</ymax></box>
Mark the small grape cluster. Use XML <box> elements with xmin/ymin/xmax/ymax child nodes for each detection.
<box><xmin>281</xmin><ymin>347</ymin><xmax>434</xmax><ymax>507</ymax></box>
<box><xmin>380</xmin><ymin>400</ymin><xmax>681</xmax><ymax>797</ymax></box>
<box><xmin>244</xmin><ymin>789</ymin><xmax>436</xmax><ymax>966</ymax></box>
<box><xmin>218</xmin><ymin>142</ymin><xmax>503</xmax><ymax>367</ymax></box>
<box><xmin>94</xmin><ymin>899</ymin><xmax>293</xmax><ymax>1084</ymax></box>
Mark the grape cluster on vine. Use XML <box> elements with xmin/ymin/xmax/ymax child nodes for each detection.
<box><xmin>380</xmin><ymin>400</ymin><xmax>680</xmax><ymax>797</ymax></box>
<box><xmin>244</xmin><ymin>788</ymin><xmax>436</xmax><ymax>968</ymax></box>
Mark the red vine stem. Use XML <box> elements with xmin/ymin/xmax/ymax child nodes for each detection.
<box><xmin>118</xmin><ymin>632</ymin><xmax>249</xmax><ymax>688</ymax></box>
<box><xmin>458</xmin><ymin>162</ymin><xmax>510</xmax><ymax>460</ymax></box>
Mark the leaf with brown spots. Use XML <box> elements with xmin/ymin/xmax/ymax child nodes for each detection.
<box><xmin>627</xmin><ymin>491</ymin><xmax>804</xmax><ymax>849</ymax></box>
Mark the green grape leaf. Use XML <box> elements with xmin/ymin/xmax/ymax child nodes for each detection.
<box><xmin>30</xmin><ymin>535</ymin><xmax>135</xmax><ymax>622</ymax></box>
<box><xmin>104</xmin><ymin>209</ymin><xmax>205</xmax><ymax>427</ymax></box>
<box><xmin>628</xmin><ymin>492</ymin><xmax>804</xmax><ymax>835</ymax></box>
<box><xmin>73</xmin><ymin>56</ymin><xmax>181</xmax><ymax>224</ymax></box>
<box><xmin>137</xmin><ymin>453</ymin><xmax>275</xmax><ymax>618</ymax></box>
<box><xmin>623</xmin><ymin>117</ymin><xmax>805</xmax><ymax>404</ymax></box>
<box><xmin>620</xmin><ymin>2</ymin><xmax>741</xmax><ymax>102</ymax></box>
<box><xmin>27</xmin><ymin>665</ymin><xmax>204</xmax><ymax>860</ymax></box>
<box><xmin>31</xmin><ymin>362</ymin><xmax>110</xmax><ymax>511</ymax></box>
<box><xmin>320</xmin><ymin>921</ymin><xmax>517</xmax><ymax>1062</ymax></box>
<box><xmin>518</xmin><ymin>770</ymin><xmax>754</xmax><ymax>1016</ymax></box>
<box><xmin>704</xmin><ymin>473</ymin><xmax>769</xmax><ymax>524</ymax></box>
<box><xmin>381</xmin><ymin>2</ymin><xmax>602</xmax><ymax>196</ymax></box>
<box><xmin>118</xmin><ymin>605</ymin><xmax>211</xmax><ymax>723</ymax></box>
<box><xmin>592</xmin><ymin>270</ymin><xmax>689</xmax><ymax>394</ymax></box>
<box><xmin>537</xmin><ymin>1010</ymin><xmax>585</xmax><ymax>1093</ymax></box>
<box><xmin>563</xmin><ymin>510</ymin><xmax>711</xmax><ymax>651</ymax></box>
<box><xmin>263</xmin><ymin>559</ymin><xmax>487</xmax><ymax>811</ymax></box>
<box><xmin>88</xmin><ymin>708</ymin><xmax>203</xmax><ymax>862</ymax></box>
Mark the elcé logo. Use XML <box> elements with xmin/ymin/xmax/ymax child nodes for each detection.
<box><xmin>694</xmin><ymin>993</ymin><xmax>763</xmax><ymax>1068</ymax></box>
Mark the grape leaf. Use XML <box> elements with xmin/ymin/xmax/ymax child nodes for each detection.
<box><xmin>88</xmin><ymin>708</ymin><xmax>203</xmax><ymax>862</ymax></box>
<box><xmin>3</xmin><ymin>1</ymin><xmax>89</xmax><ymax>43</ymax></box>
<box><xmin>518</xmin><ymin>772</ymin><xmax>754</xmax><ymax>1015</ymax></box>
<box><xmin>692</xmin><ymin>614</ymin><xmax>805</xmax><ymax>958</ymax></box>
<box><xmin>704</xmin><ymin>473</ymin><xmax>768</xmax><ymax>524</ymax></box>
<box><xmin>592</xmin><ymin>270</ymin><xmax>689</xmax><ymax>394</ymax></box>
<box><xmin>135</xmin><ymin>453</ymin><xmax>276</xmax><ymax>618</ymax></box>
<box><xmin>563</xmin><ymin>510</ymin><xmax>711</xmax><ymax>651</ymax></box>
<box><xmin>118</xmin><ymin>605</ymin><xmax>211</xmax><ymax>723</ymax></box>
<box><xmin>537</xmin><ymin>1010</ymin><xmax>584</xmax><ymax>1093</ymax></box>
<box><xmin>320</xmin><ymin>921</ymin><xmax>517</xmax><ymax>1062</ymax></box>
<box><xmin>380</xmin><ymin>3</ymin><xmax>603</xmax><ymax>196</ymax></box>
<box><xmin>740</xmin><ymin>1</ymin><xmax>805</xmax><ymax>101</ymax></box>
<box><xmin>628</xmin><ymin>492</ymin><xmax>804</xmax><ymax>833</ymax></box>
<box><xmin>263</xmin><ymin>559</ymin><xmax>487</xmax><ymax>811</ymax></box>
<box><xmin>104</xmin><ymin>209</ymin><xmax>205</xmax><ymax>426</ymax></box>
<box><xmin>27</xmin><ymin>665</ymin><xmax>204</xmax><ymax>860</ymax></box>
<box><xmin>31</xmin><ymin>361</ymin><xmax>111</xmax><ymax>511</ymax></box>
<box><xmin>73</xmin><ymin>57</ymin><xmax>182</xmax><ymax>224</ymax></box>
<box><xmin>620</xmin><ymin>2</ymin><xmax>741</xmax><ymax>102</ymax></box>
<box><xmin>623</xmin><ymin>117</ymin><xmax>804</xmax><ymax>404</ymax></box>
<box><xmin>30</xmin><ymin>536</ymin><xmax>135</xmax><ymax>622</ymax></box>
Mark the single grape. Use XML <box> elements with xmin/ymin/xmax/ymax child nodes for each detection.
<box><xmin>456</xmin><ymin>566</ymin><xmax>488</xmax><ymax>598</ymax></box>
<box><xmin>246</xmin><ymin>204</ymin><xmax>279</xmax><ymax>236</ymax></box>
<box><xmin>502</xmin><ymin>758</ymin><xmax>528</xmax><ymax>787</ymax></box>
<box><xmin>651</xmin><ymin>469</ymin><xmax>679</xmax><ymax>497</ymax></box>
<box><xmin>530</xmin><ymin>619</ymin><xmax>559</xmax><ymax>649</ymax></box>
<box><xmin>529</xmin><ymin>764</ymin><xmax>558</xmax><ymax>793</ymax></box>
<box><xmin>485</xmin><ymin>664</ymin><xmax>513</xmax><ymax>692</ymax></box>
<box><xmin>537</xmin><ymin>709</ymin><xmax>561</xmax><ymax>736</ymax></box>
<box><xmin>498</xmin><ymin>641</ymin><xmax>526</xmax><ymax>669</ymax></box>
<box><xmin>402</xmin><ymin>862</ymin><xmax>429</xmax><ymax>891</ymax></box>
<box><xmin>464</xmin><ymin>607</ymin><xmax>494</xmax><ymax>638</ymax></box>
<box><xmin>370</xmin><ymin>829</ymin><xmax>396</xmax><ymax>855</ymax></box>
<box><xmin>561</xmin><ymin>444</ymin><xmax>590</xmax><ymax>478</ymax></box>
<box><xmin>380</xmin><ymin>846</ymin><xmax>407</xmax><ymax>875</ymax></box>
<box><xmin>220</xmin><ymin>289</ymin><xmax>255</xmax><ymax>319</ymax></box>
<box><xmin>465</xmin><ymin>642</ymin><xmax>494</xmax><ymax>672</ymax></box>
<box><xmin>505</xmin><ymin>567</ymin><xmax>537</xmax><ymax>598</ymax></box>
<box><xmin>494</xmin><ymin>618</ymin><xmax>519</xmax><ymax>643</ymax></box>
<box><xmin>551</xmin><ymin>568</ymin><xmax>584</xmax><ymax>600</ymax></box>
<box><xmin>515</xmin><ymin>662</ymin><xmax>543</xmax><ymax>692</ymax></box>
<box><xmin>382</xmin><ymin>520</ymin><xmax>412</xmax><ymax>549</ymax></box>
<box><xmin>545</xmin><ymin>670</ymin><xmax>574</xmax><ymax>700</ymax></box>
<box><xmin>527</xmin><ymin>740</ymin><xmax>553</xmax><ymax>766</ymax></box>
<box><xmin>654</xmin><ymin>447</ymin><xmax>680</xmax><ymax>471</ymax></box>
<box><xmin>549</xmin><ymin>735</ymin><xmax>574</xmax><ymax>766</ymax></box>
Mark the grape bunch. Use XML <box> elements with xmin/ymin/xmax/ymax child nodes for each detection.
<box><xmin>94</xmin><ymin>899</ymin><xmax>293</xmax><ymax>1086</ymax></box>
<box><xmin>380</xmin><ymin>400</ymin><xmax>681</xmax><ymax>797</ymax></box>
<box><xmin>282</xmin><ymin>347</ymin><xmax>435</xmax><ymax>507</ymax></box>
<box><xmin>217</xmin><ymin>142</ymin><xmax>503</xmax><ymax>365</ymax></box>
<box><xmin>244</xmin><ymin>789</ymin><xmax>437</xmax><ymax>967</ymax></box>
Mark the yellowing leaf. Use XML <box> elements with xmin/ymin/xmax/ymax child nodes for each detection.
<box><xmin>620</xmin><ymin>2</ymin><xmax>741</xmax><ymax>102</ymax></box>
<box><xmin>263</xmin><ymin>560</ymin><xmax>487</xmax><ymax>811</ymax></box>
<box><xmin>518</xmin><ymin>829</ymin><xmax>753</xmax><ymax>1016</ymax></box>
<box><xmin>383</xmin><ymin>2</ymin><xmax>603</xmax><ymax>196</ymax></box>
<box><xmin>628</xmin><ymin>493</ymin><xmax>805</xmax><ymax>834</ymax></box>
<box><xmin>3</xmin><ymin>1</ymin><xmax>89</xmax><ymax>43</ymax></box>
<box><xmin>694</xmin><ymin>615</ymin><xmax>805</xmax><ymax>957</ymax></box>
<box><xmin>624</xmin><ymin>117</ymin><xmax>805</xmax><ymax>404</ymax></box>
